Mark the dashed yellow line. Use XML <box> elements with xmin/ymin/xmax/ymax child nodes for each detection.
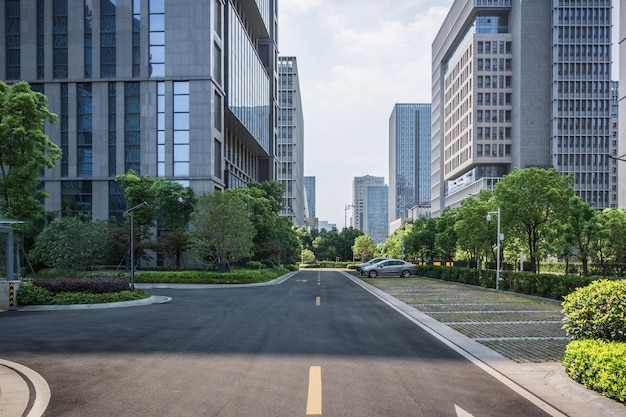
<box><xmin>306</xmin><ymin>366</ymin><xmax>322</xmax><ymax>415</ymax></box>
<box><xmin>315</xmin><ymin>296</ymin><xmax>320</xmax><ymax>306</ymax></box>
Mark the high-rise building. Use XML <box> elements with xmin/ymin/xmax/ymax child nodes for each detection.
<box><xmin>389</xmin><ymin>103</ymin><xmax>431</xmax><ymax>223</ymax></box>
<box><xmin>0</xmin><ymin>0</ymin><xmax>278</xmax><ymax>222</ymax></box>
<box><xmin>277</xmin><ymin>56</ymin><xmax>305</xmax><ymax>226</ymax></box>
<box><xmin>432</xmin><ymin>0</ymin><xmax>615</xmax><ymax>217</ymax></box>
<box><xmin>352</xmin><ymin>176</ymin><xmax>388</xmax><ymax>243</ymax></box>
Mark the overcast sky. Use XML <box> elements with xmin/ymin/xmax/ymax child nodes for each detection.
<box><xmin>277</xmin><ymin>0</ymin><xmax>620</xmax><ymax>228</ymax></box>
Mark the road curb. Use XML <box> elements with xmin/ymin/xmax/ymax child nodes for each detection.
<box><xmin>0</xmin><ymin>359</ymin><xmax>50</xmax><ymax>417</ymax></box>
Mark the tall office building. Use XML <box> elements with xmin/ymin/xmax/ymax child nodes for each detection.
<box><xmin>389</xmin><ymin>103</ymin><xmax>431</xmax><ymax>223</ymax></box>
<box><xmin>0</xmin><ymin>0</ymin><xmax>278</xmax><ymax>222</ymax></box>
<box><xmin>352</xmin><ymin>176</ymin><xmax>388</xmax><ymax>243</ymax></box>
<box><xmin>432</xmin><ymin>0</ymin><xmax>614</xmax><ymax>217</ymax></box>
<box><xmin>277</xmin><ymin>56</ymin><xmax>305</xmax><ymax>226</ymax></box>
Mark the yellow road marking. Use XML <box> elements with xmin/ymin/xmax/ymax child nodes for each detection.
<box><xmin>306</xmin><ymin>366</ymin><xmax>322</xmax><ymax>415</ymax></box>
<box><xmin>315</xmin><ymin>296</ymin><xmax>320</xmax><ymax>306</ymax></box>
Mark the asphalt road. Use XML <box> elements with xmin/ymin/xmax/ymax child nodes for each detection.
<box><xmin>0</xmin><ymin>270</ymin><xmax>555</xmax><ymax>417</ymax></box>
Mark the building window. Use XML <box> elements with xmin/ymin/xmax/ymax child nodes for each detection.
<box><xmin>157</xmin><ymin>82</ymin><xmax>165</xmax><ymax>176</ymax></box>
<box><xmin>37</xmin><ymin>0</ymin><xmax>45</xmax><ymax>79</ymax></box>
<box><xmin>213</xmin><ymin>43</ymin><xmax>222</xmax><ymax>86</ymax></box>
<box><xmin>5</xmin><ymin>0</ymin><xmax>20</xmax><ymax>80</ymax></box>
<box><xmin>214</xmin><ymin>91</ymin><xmax>222</xmax><ymax>132</ymax></box>
<box><xmin>62</xmin><ymin>180</ymin><xmax>92</xmax><ymax>218</ymax></box>
<box><xmin>149</xmin><ymin>0</ymin><xmax>165</xmax><ymax>78</ymax></box>
<box><xmin>101</xmin><ymin>0</ymin><xmax>116</xmax><ymax>78</ymax></box>
<box><xmin>132</xmin><ymin>0</ymin><xmax>141</xmax><ymax>77</ymax></box>
<box><xmin>84</xmin><ymin>0</ymin><xmax>93</xmax><ymax>78</ymax></box>
<box><xmin>173</xmin><ymin>81</ymin><xmax>190</xmax><ymax>177</ymax></box>
<box><xmin>77</xmin><ymin>83</ymin><xmax>93</xmax><ymax>176</ymax></box>
<box><xmin>125</xmin><ymin>82</ymin><xmax>141</xmax><ymax>173</ymax></box>
<box><xmin>61</xmin><ymin>83</ymin><xmax>69</xmax><ymax>176</ymax></box>
<box><xmin>53</xmin><ymin>0</ymin><xmax>69</xmax><ymax>79</ymax></box>
<box><xmin>214</xmin><ymin>139</ymin><xmax>222</xmax><ymax>179</ymax></box>
<box><xmin>214</xmin><ymin>0</ymin><xmax>222</xmax><ymax>38</ymax></box>
<box><xmin>109</xmin><ymin>181</ymin><xmax>125</xmax><ymax>224</ymax></box>
<box><xmin>108</xmin><ymin>83</ymin><xmax>117</xmax><ymax>176</ymax></box>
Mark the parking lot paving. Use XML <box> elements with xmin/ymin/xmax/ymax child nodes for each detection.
<box><xmin>362</xmin><ymin>276</ymin><xmax>568</xmax><ymax>363</ymax></box>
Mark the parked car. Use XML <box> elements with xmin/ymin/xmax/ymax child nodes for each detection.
<box><xmin>361</xmin><ymin>259</ymin><xmax>417</xmax><ymax>278</ymax></box>
<box><xmin>356</xmin><ymin>257</ymin><xmax>390</xmax><ymax>274</ymax></box>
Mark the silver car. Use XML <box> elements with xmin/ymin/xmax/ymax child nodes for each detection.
<box><xmin>361</xmin><ymin>259</ymin><xmax>417</xmax><ymax>278</ymax></box>
<box><xmin>356</xmin><ymin>257</ymin><xmax>390</xmax><ymax>274</ymax></box>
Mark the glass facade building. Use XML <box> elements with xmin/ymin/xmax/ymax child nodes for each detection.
<box><xmin>277</xmin><ymin>56</ymin><xmax>305</xmax><ymax>226</ymax></box>
<box><xmin>0</xmin><ymin>0</ymin><xmax>278</xmax><ymax>222</ymax></box>
<box><xmin>389</xmin><ymin>103</ymin><xmax>431</xmax><ymax>223</ymax></box>
<box><xmin>353</xmin><ymin>176</ymin><xmax>388</xmax><ymax>243</ymax></box>
<box><xmin>432</xmin><ymin>0</ymin><xmax>616</xmax><ymax>216</ymax></box>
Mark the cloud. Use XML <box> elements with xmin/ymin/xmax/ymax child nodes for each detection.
<box><xmin>279</xmin><ymin>0</ymin><xmax>322</xmax><ymax>15</ymax></box>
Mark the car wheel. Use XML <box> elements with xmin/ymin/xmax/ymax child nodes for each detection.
<box><xmin>401</xmin><ymin>270</ymin><xmax>411</xmax><ymax>278</ymax></box>
<box><xmin>368</xmin><ymin>270</ymin><xmax>378</xmax><ymax>278</ymax></box>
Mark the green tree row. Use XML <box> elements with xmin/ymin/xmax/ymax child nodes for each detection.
<box><xmin>29</xmin><ymin>172</ymin><xmax>300</xmax><ymax>271</ymax></box>
<box><xmin>378</xmin><ymin>168</ymin><xmax>626</xmax><ymax>276</ymax></box>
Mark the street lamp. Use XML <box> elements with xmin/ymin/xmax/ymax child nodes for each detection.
<box><xmin>486</xmin><ymin>206</ymin><xmax>502</xmax><ymax>290</ymax></box>
<box><xmin>126</xmin><ymin>201</ymin><xmax>147</xmax><ymax>291</ymax></box>
<box><xmin>344</xmin><ymin>203</ymin><xmax>353</xmax><ymax>229</ymax></box>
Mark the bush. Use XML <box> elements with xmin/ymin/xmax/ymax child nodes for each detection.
<box><xmin>49</xmin><ymin>290</ymin><xmax>146</xmax><ymax>305</ymax></box>
<box><xmin>562</xmin><ymin>279</ymin><xmax>626</xmax><ymax>342</ymax></box>
<box><xmin>16</xmin><ymin>282</ymin><xmax>53</xmax><ymax>305</ymax></box>
<box><xmin>30</xmin><ymin>277</ymin><xmax>130</xmax><ymax>294</ymax></box>
<box><xmin>135</xmin><ymin>269</ymin><xmax>281</xmax><ymax>284</ymax></box>
<box><xmin>563</xmin><ymin>339</ymin><xmax>626</xmax><ymax>403</ymax></box>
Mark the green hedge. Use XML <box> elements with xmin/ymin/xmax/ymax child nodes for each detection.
<box><xmin>134</xmin><ymin>269</ymin><xmax>282</xmax><ymax>284</ymax></box>
<box><xmin>414</xmin><ymin>265</ymin><xmax>600</xmax><ymax>300</ymax></box>
<box><xmin>563</xmin><ymin>339</ymin><xmax>626</xmax><ymax>403</ymax></box>
<box><xmin>17</xmin><ymin>282</ymin><xmax>147</xmax><ymax>305</ymax></box>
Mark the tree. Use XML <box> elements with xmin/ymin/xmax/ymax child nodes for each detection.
<box><xmin>454</xmin><ymin>191</ymin><xmax>496</xmax><ymax>266</ymax></box>
<box><xmin>338</xmin><ymin>227</ymin><xmax>363</xmax><ymax>261</ymax></box>
<box><xmin>231</xmin><ymin>181</ymin><xmax>299</xmax><ymax>265</ymax></box>
<box><xmin>494</xmin><ymin>168</ymin><xmax>574</xmax><ymax>273</ymax></box>
<box><xmin>301</xmin><ymin>248</ymin><xmax>315</xmax><ymax>263</ymax></box>
<box><xmin>30</xmin><ymin>216</ymin><xmax>110</xmax><ymax>270</ymax></box>
<box><xmin>0</xmin><ymin>81</ymin><xmax>60</xmax><ymax>220</ymax></box>
<box><xmin>187</xmin><ymin>190</ymin><xmax>255</xmax><ymax>270</ymax></box>
<box><xmin>435</xmin><ymin>208</ymin><xmax>458</xmax><ymax>260</ymax></box>
<box><xmin>562</xmin><ymin>196</ymin><xmax>600</xmax><ymax>276</ymax></box>
<box><xmin>116</xmin><ymin>171</ymin><xmax>197</xmax><ymax>268</ymax></box>
<box><xmin>353</xmin><ymin>235</ymin><xmax>377</xmax><ymax>261</ymax></box>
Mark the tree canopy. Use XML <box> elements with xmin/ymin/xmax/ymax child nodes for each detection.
<box><xmin>0</xmin><ymin>81</ymin><xmax>60</xmax><ymax>220</ymax></box>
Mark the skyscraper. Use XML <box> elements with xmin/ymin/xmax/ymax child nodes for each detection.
<box><xmin>304</xmin><ymin>176</ymin><xmax>316</xmax><ymax>218</ymax></box>
<box><xmin>389</xmin><ymin>103</ymin><xmax>431</xmax><ymax>223</ymax></box>
<box><xmin>352</xmin><ymin>176</ymin><xmax>388</xmax><ymax>243</ymax></box>
<box><xmin>432</xmin><ymin>0</ymin><xmax>615</xmax><ymax>217</ymax></box>
<box><xmin>619</xmin><ymin>6</ymin><xmax>626</xmax><ymax>208</ymax></box>
<box><xmin>0</xmin><ymin>0</ymin><xmax>278</xmax><ymax>221</ymax></box>
<box><xmin>277</xmin><ymin>56</ymin><xmax>305</xmax><ymax>226</ymax></box>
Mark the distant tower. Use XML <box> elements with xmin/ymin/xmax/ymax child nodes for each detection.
<box><xmin>389</xmin><ymin>103</ymin><xmax>431</xmax><ymax>223</ymax></box>
<box><xmin>277</xmin><ymin>56</ymin><xmax>305</xmax><ymax>225</ymax></box>
<box><xmin>353</xmin><ymin>176</ymin><xmax>388</xmax><ymax>243</ymax></box>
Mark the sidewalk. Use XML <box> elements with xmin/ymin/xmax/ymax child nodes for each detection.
<box><xmin>347</xmin><ymin>273</ymin><xmax>626</xmax><ymax>417</ymax></box>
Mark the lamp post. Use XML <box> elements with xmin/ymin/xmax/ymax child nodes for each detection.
<box><xmin>126</xmin><ymin>201</ymin><xmax>147</xmax><ymax>291</ymax></box>
<box><xmin>344</xmin><ymin>203</ymin><xmax>353</xmax><ymax>229</ymax></box>
<box><xmin>486</xmin><ymin>206</ymin><xmax>502</xmax><ymax>290</ymax></box>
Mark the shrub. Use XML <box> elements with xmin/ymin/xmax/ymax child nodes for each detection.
<box><xmin>31</xmin><ymin>277</ymin><xmax>130</xmax><ymax>295</ymax></box>
<box><xmin>562</xmin><ymin>279</ymin><xmax>626</xmax><ymax>342</ymax></box>
<box><xmin>563</xmin><ymin>339</ymin><xmax>626</xmax><ymax>403</ymax></box>
<box><xmin>16</xmin><ymin>282</ymin><xmax>53</xmax><ymax>305</ymax></box>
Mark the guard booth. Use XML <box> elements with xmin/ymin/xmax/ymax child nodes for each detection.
<box><xmin>0</xmin><ymin>219</ymin><xmax>22</xmax><ymax>310</ymax></box>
